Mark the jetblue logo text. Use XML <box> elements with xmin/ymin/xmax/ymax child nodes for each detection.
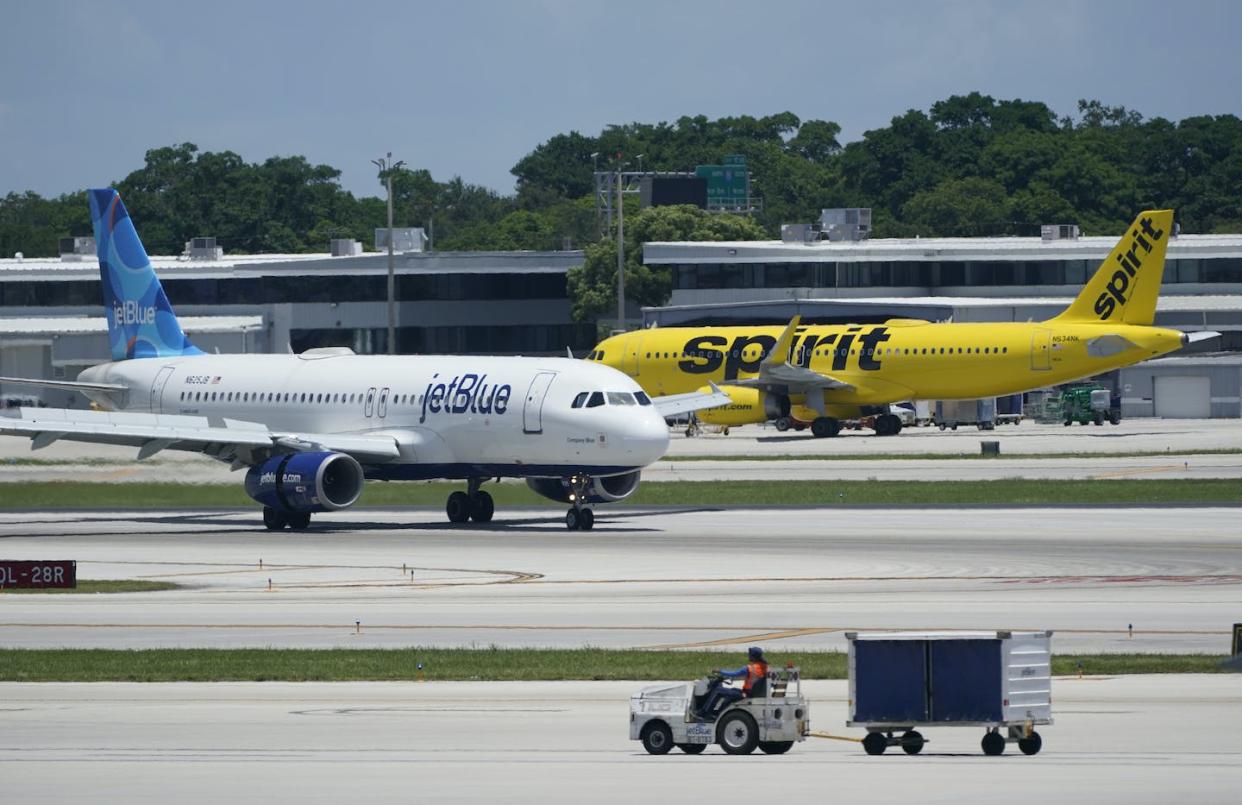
<box><xmin>420</xmin><ymin>373</ymin><xmax>511</xmax><ymax>424</ymax></box>
<box><xmin>678</xmin><ymin>326</ymin><xmax>891</xmax><ymax>378</ymax></box>
<box><xmin>113</xmin><ymin>301</ymin><xmax>156</xmax><ymax>326</ymax></box>
<box><xmin>1094</xmin><ymin>216</ymin><xmax>1164</xmax><ymax>320</ymax></box>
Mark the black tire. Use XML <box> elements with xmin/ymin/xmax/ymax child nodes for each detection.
<box><xmin>677</xmin><ymin>743</ymin><xmax>707</xmax><ymax>755</ymax></box>
<box><xmin>1093</xmin><ymin>412</ymin><xmax>1104</xmax><ymax>426</ymax></box>
<box><xmin>262</xmin><ymin>507</ymin><xmax>287</xmax><ymax>531</ymax></box>
<box><xmin>759</xmin><ymin>741</ymin><xmax>794</xmax><ymax>754</ymax></box>
<box><xmin>640</xmin><ymin>721</ymin><xmax>674</xmax><ymax>755</ymax></box>
<box><xmin>810</xmin><ymin>417</ymin><xmax>838</xmax><ymax>438</ymax></box>
<box><xmin>862</xmin><ymin>732</ymin><xmax>887</xmax><ymax>756</ymax></box>
<box><xmin>287</xmin><ymin>512</ymin><xmax>311</xmax><ymax>531</ymax></box>
<box><xmin>446</xmin><ymin>491</ymin><xmax>471</xmax><ymax>523</ymax></box>
<box><xmin>981</xmin><ymin>731</ymin><xmax>1005</xmax><ymax>756</ymax></box>
<box><xmin>901</xmin><ymin>730</ymin><xmax>924</xmax><ymax>755</ymax></box>
<box><xmin>579</xmin><ymin>508</ymin><xmax>594</xmax><ymax>530</ymax></box>
<box><xmin>1109</xmin><ymin>410</ymin><xmax>1121</xmax><ymax>425</ymax></box>
<box><xmin>469</xmin><ymin>490</ymin><xmax>494</xmax><ymax>523</ymax></box>
<box><xmin>1064</xmin><ymin>420</ymin><xmax>1072</xmax><ymax>426</ymax></box>
<box><xmin>717</xmin><ymin>710</ymin><xmax>759</xmax><ymax>755</ymax></box>
<box><xmin>774</xmin><ymin>417</ymin><xmax>791</xmax><ymax>432</ymax></box>
<box><xmin>565</xmin><ymin>508</ymin><xmax>580</xmax><ymax>530</ymax></box>
<box><xmin>938</xmin><ymin>423</ymin><xmax>946</xmax><ymax>431</ymax></box>
<box><xmin>1018</xmin><ymin>731</ymin><xmax>1042</xmax><ymax>755</ymax></box>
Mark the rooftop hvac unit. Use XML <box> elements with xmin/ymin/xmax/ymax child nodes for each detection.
<box><xmin>781</xmin><ymin>223</ymin><xmax>816</xmax><ymax>243</ymax></box>
<box><xmin>330</xmin><ymin>238</ymin><xmax>364</xmax><ymax>257</ymax></box>
<box><xmin>375</xmin><ymin>227</ymin><xmax>427</xmax><ymax>253</ymax></box>
<box><xmin>1041</xmin><ymin>224</ymin><xmax>1080</xmax><ymax>242</ymax></box>
<box><xmin>819</xmin><ymin>208</ymin><xmax>872</xmax><ymax>242</ymax></box>
<box><xmin>58</xmin><ymin>236</ymin><xmax>95</xmax><ymax>262</ymax></box>
<box><xmin>186</xmin><ymin>236</ymin><xmax>223</xmax><ymax>260</ymax></box>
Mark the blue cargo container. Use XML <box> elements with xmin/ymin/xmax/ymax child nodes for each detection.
<box><xmin>847</xmin><ymin>630</ymin><xmax>1052</xmax><ymax>756</ymax></box>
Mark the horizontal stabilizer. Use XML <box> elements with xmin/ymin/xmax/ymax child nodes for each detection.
<box><xmin>0</xmin><ymin>376</ymin><xmax>128</xmax><ymax>394</ymax></box>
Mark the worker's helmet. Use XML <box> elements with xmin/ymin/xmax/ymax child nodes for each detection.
<box><xmin>748</xmin><ymin>646</ymin><xmax>765</xmax><ymax>661</ymax></box>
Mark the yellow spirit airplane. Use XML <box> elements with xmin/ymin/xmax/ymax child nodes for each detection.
<box><xmin>588</xmin><ymin>210</ymin><xmax>1219</xmax><ymax>437</ymax></box>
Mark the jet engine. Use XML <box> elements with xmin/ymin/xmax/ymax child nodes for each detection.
<box><xmin>696</xmin><ymin>386</ymin><xmax>789</xmax><ymax>426</ymax></box>
<box><xmin>244</xmin><ymin>451</ymin><xmax>364</xmax><ymax>513</ymax></box>
<box><xmin>526</xmin><ymin>470</ymin><xmax>641</xmax><ymax>504</ymax></box>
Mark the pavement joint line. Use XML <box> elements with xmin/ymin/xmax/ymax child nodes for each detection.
<box><xmin>1090</xmin><ymin>464</ymin><xmax>1189</xmax><ymax>479</ymax></box>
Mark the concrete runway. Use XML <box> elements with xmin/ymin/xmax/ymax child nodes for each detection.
<box><xmin>1</xmin><ymin>507</ymin><xmax>1237</xmax><ymax>654</ymax></box>
<box><xmin>2</xmin><ymin>677</ymin><xmax>1239</xmax><ymax>804</ymax></box>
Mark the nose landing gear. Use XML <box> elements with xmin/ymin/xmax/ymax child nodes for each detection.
<box><xmin>565</xmin><ymin>474</ymin><xmax>595</xmax><ymax>531</ymax></box>
<box><xmin>445</xmin><ymin>477</ymin><xmax>495</xmax><ymax>524</ymax></box>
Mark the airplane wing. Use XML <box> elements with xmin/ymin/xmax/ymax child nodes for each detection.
<box><xmin>727</xmin><ymin>316</ymin><xmax>855</xmax><ymax>394</ymax></box>
<box><xmin>0</xmin><ymin>407</ymin><xmax>400</xmax><ymax>464</ymax></box>
<box><xmin>651</xmin><ymin>382</ymin><xmax>733</xmax><ymax>418</ymax></box>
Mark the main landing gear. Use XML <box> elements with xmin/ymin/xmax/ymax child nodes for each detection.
<box><xmin>810</xmin><ymin>416</ymin><xmax>842</xmax><ymax>438</ymax></box>
<box><xmin>564</xmin><ymin>474</ymin><xmax>595</xmax><ymax>531</ymax></box>
<box><xmin>873</xmin><ymin>413</ymin><xmax>903</xmax><ymax>436</ymax></box>
<box><xmin>445</xmin><ymin>477</ymin><xmax>495</xmax><ymax>524</ymax></box>
<box><xmin>263</xmin><ymin>507</ymin><xmax>312</xmax><ymax>531</ymax></box>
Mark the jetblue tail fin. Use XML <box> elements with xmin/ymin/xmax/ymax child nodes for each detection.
<box><xmin>89</xmin><ymin>189</ymin><xmax>202</xmax><ymax>361</ymax></box>
<box><xmin>1052</xmin><ymin>210</ymin><xmax>1173</xmax><ymax>326</ymax></box>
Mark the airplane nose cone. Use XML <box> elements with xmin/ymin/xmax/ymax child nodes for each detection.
<box><xmin>622</xmin><ymin>411</ymin><xmax>670</xmax><ymax>464</ymax></box>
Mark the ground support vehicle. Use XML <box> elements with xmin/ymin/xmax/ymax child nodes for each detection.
<box><xmin>934</xmin><ymin>398</ymin><xmax>997</xmax><ymax>431</ymax></box>
<box><xmin>847</xmin><ymin>630</ymin><xmax>1052</xmax><ymax>756</ymax></box>
<box><xmin>630</xmin><ymin>666</ymin><xmax>810</xmax><ymax>755</ymax></box>
<box><xmin>1060</xmin><ymin>383</ymin><xmax>1121</xmax><ymax>425</ymax></box>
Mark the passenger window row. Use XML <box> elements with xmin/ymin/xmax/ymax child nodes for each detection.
<box><xmin>178</xmin><ymin>389</ymin><xmax>432</xmax><ymax>406</ymax></box>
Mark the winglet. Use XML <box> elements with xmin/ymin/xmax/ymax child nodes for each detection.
<box><xmin>765</xmin><ymin>316</ymin><xmax>802</xmax><ymax>366</ymax></box>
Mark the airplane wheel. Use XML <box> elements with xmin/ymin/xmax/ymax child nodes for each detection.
<box><xmin>565</xmin><ymin>508</ymin><xmax>581</xmax><ymax>530</ymax></box>
<box><xmin>578</xmin><ymin>508</ymin><xmax>595</xmax><ymax>530</ymax></box>
<box><xmin>287</xmin><ymin>512</ymin><xmax>311</xmax><ymax>531</ymax></box>
<box><xmin>469</xmin><ymin>491</ymin><xmax>494</xmax><ymax>523</ymax></box>
<box><xmin>446</xmin><ymin>491</ymin><xmax>471</xmax><ymax>523</ymax></box>
<box><xmin>262</xmin><ymin>507</ymin><xmax>287</xmax><ymax>531</ymax></box>
<box><xmin>810</xmin><ymin>417</ymin><xmax>839</xmax><ymax>438</ymax></box>
<box><xmin>775</xmin><ymin>417</ymin><xmax>791</xmax><ymax>432</ymax></box>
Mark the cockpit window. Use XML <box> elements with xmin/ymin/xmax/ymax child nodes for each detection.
<box><xmin>634</xmin><ymin>391</ymin><xmax>651</xmax><ymax>406</ymax></box>
<box><xmin>571</xmin><ymin>392</ymin><xmax>589</xmax><ymax>408</ymax></box>
<box><xmin>586</xmin><ymin>391</ymin><xmax>605</xmax><ymax>408</ymax></box>
<box><xmin>607</xmin><ymin>392</ymin><xmax>636</xmax><ymax>406</ymax></box>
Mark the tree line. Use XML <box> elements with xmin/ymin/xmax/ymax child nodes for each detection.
<box><xmin>2</xmin><ymin>94</ymin><xmax>1239</xmax><ymax>320</ymax></box>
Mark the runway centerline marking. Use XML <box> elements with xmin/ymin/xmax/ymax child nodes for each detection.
<box><xmin>1090</xmin><ymin>464</ymin><xmax>1187</xmax><ymax>479</ymax></box>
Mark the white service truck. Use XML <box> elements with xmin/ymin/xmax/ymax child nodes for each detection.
<box><xmin>629</xmin><ymin>666</ymin><xmax>810</xmax><ymax>755</ymax></box>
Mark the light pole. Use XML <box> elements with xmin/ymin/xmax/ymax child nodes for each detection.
<box><xmin>371</xmin><ymin>152</ymin><xmax>405</xmax><ymax>354</ymax></box>
<box><xmin>616</xmin><ymin>154</ymin><xmax>626</xmax><ymax>332</ymax></box>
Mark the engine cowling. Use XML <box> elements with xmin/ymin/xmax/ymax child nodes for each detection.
<box><xmin>244</xmin><ymin>451</ymin><xmax>364</xmax><ymax>513</ymax></box>
<box><xmin>526</xmin><ymin>470</ymin><xmax>641</xmax><ymax>504</ymax></box>
<box><xmin>696</xmin><ymin>386</ymin><xmax>789</xmax><ymax>426</ymax></box>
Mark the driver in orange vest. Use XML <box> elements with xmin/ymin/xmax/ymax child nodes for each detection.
<box><xmin>702</xmin><ymin>647</ymin><xmax>769</xmax><ymax>717</ymax></box>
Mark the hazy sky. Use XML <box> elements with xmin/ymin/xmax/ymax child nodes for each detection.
<box><xmin>3</xmin><ymin>0</ymin><xmax>1240</xmax><ymax>200</ymax></box>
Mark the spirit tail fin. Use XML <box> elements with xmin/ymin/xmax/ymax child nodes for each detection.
<box><xmin>1053</xmin><ymin>210</ymin><xmax>1173</xmax><ymax>326</ymax></box>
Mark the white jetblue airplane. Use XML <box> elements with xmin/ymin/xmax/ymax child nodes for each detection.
<box><xmin>0</xmin><ymin>189</ymin><xmax>727</xmax><ymax>531</ymax></box>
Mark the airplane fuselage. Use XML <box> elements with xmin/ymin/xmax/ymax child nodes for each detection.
<box><xmin>81</xmin><ymin>351</ymin><xmax>669</xmax><ymax>479</ymax></box>
<box><xmin>593</xmin><ymin>319</ymin><xmax>1186</xmax><ymax>420</ymax></box>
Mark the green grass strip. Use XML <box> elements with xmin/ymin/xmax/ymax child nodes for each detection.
<box><xmin>1</xmin><ymin>580</ymin><xmax>179</xmax><ymax>595</ymax></box>
<box><xmin>0</xmin><ymin>649</ymin><xmax>1227</xmax><ymax>682</ymax></box>
<box><xmin>1</xmin><ymin>479</ymin><xmax>1241</xmax><ymax>509</ymax></box>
